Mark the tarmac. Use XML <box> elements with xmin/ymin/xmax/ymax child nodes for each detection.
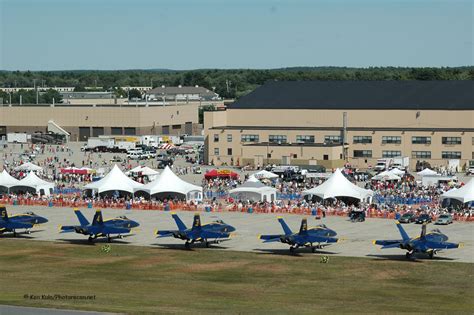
<box><xmin>2</xmin><ymin>205</ymin><xmax>473</xmax><ymax>263</ymax></box>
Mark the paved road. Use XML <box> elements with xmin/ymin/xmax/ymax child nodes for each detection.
<box><xmin>3</xmin><ymin>205</ymin><xmax>473</xmax><ymax>263</ymax></box>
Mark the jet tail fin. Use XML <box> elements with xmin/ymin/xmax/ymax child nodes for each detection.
<box><xmin>395</xmin><ymin>221</ymin><xmax>410</xmax><ymax>241</ymax></box>
<box><xmin>420</xmin><ymin>223</ymin><xmax>427</xmax><ymax>239</ymax></box>
<box><xmin>92</xmin><ymin>210</ymin><xmax>103</xmax><ymax>226</ymax></box>
<box><xmin>299</xmin><ymin>218</ymin><xmax>308</xmax><ymax>235</ymax></box>
<box><xmin>0</xmin><ymin>206</ymin><xmax>8</xmax><ymax>221</ymax></box>
<box><xmin>171</xmin><ymin>213</ymin><xmax>187</xmax><ymax>231</ymax></box>
<box><xmin>73</xmin><ymin>208</ymin><xmax>90</xmax><ymax>226</ymax></box>
<box><xmin>277</xmin><ymin>217</ymin><xmax>293</xmax><ymax>235</ymax></box>
<box><xmin>191</xmin><ymin>213</ymin><xmax>201</xmax><ymax>230</ymax></box>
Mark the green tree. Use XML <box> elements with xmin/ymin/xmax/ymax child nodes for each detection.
<box><xmin>128</xmin><ymin>88</ymin><xmax>142</xmax><ymax>99</ymax></box>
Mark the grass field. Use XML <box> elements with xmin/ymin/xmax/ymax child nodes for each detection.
<box><xmin>0</xmin><ymin>239</ymin><xmax>473</xmax><ymax>314</ymax></box>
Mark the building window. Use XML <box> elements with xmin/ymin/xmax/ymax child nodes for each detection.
<box><xmin>323</xmin><ymin>154</ymin><xmax>329</xmax><ymax>160</ymax></box>
<box><xmin>442</xmin><ymin>137</ymin><xmax>461</xmax><ymax>145</ymax></box>
<box><xmin>412</xmin><ymin>151</ymin><xmax>431</xmax><ymax>159</ymax></box>
<box><xmin>269</xmin><ymin>135</ymin><xmax>287</xmax><ymax>144</ymax></box>
<box><xmin>442</xmin><ymin>151</ymin><xmax>461</xmax><ymax>159</ymax></box>
<box><xmin>412</xmin><ymin>136</ymin><xmax>431</xmax><ymax>144</ymax></box>
<box><xmin>213</xmin><ymin>134</ymin><xmax>219</xmax><ymax>142</ymax></box>
<box><xmin>292</xmin><ymin>154</ymin><xmax>297</xmax><ymax>158</ymax></box>
<box><xmin>227</xmin><ymin>148</ymin><xmax>232</xmax><ymax>155</ymax></box>
<box><xmin>296</xmin><ymin>135</ymin><xmax>315</xmax><ymax>143</ymax></box>
<box><xmin>227</xmin><ymin>134</ymin><xmax>232</xmax><ymax>142</ymax></box>
<box><xmin>382</xmin><ymin>136</ymin><xmax>401</xmax><ymax>144</ymax></box>
<box><xmin>172</xmin><ymin>124</ymin><xmax>181</xmax><ymax>130</ymax></box>
<box><xmin>382</xmin><ymin>150</ymin><xmax>401</xmax><ymax>158</ymax></box>
<box><xmin>241</xmin><ymin>134</ymin><xmax>259</xmax><ymax>142</ymax></box>
<box><xmin>214</xmin><ymin>148</ymin><xmax>219</xmax><ymax>156</ymax></box>
<box><xmin>353</xmin><ymin>150</ymin><xmax>372</xmax><ymax>158</ymax></box>
<box><xmin>353</xmin><ymin>136</ymin><xmax>372</xmax><ymax>144</ymax></box>
<box><xmin>111</xmin><ymin>127</ymin><xmax>123</xmax><ymax>135</ymax></box>
<box><xmin>124</xmin><ymin>127</ymin><xmax>136</xmax><ymax>135</ymax></box>
<box><xmin>324</xmin><ymin>135</ymin><xmax>342</xmax><ymax>144</ymax></box>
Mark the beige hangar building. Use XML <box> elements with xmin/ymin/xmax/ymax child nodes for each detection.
<box><xmin>204</xmin><ymin>81</ymin><xmax>474</xmax><ymax>170</ymax></box>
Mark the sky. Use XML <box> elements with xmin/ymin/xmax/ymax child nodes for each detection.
<box><xmin>0</xmin><ymin>0</ymin><xmax>472</xmax><ymax>70</ymax></box>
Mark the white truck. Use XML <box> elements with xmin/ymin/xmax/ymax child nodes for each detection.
<box><xmin>375</xmin><ymin>158</ymin><xmax>393</xmax><ymax>171</ymax></box>
<box><xmin>468</xmin><ymin>160</ymin><xmax>474</xmax><ymax>175</ymax></box>
<box><xmin>392</xmin><ymin>156</ymin><xmax>410</xmax><ymax>170</ymax></box>
<box><xmin>7</xmin><ymin>133</ymin><xmax>29</xmax><ymax>143</ymax></box>
<box><xmin>86</xmin><ymin>137</ymin><xmax>115</xmax><ymax>150</ymax></box>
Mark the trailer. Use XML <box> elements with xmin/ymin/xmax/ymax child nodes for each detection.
<box><xmin>7</xmin><ymin>133</ymin><xmax>29</xmax><ymax>143</ymax></box>
<box><xmin>392</xmin><ymin>157</ymin><xmax>410</xmax><ymax>170</ymax></box>
<box><xmin>374</xmin><ymin>158</ymin><xmax>393</xmax><ymax>171</ymax></box>
<box><xmin>87</xmin><ymin>137</ymin><xmax>114</xmax><ymax>149</ymax></box>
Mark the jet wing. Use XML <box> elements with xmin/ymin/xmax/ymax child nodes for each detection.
<box><xmin>155</xmin><ymin>230</ymin><xmax>178</xmax><ymax>238</ymax></box>
<box><xmin>424</xmin><ymin>241</ymin><xmax>462</xmax><ymax>250</ymax></box>
<box><xmin>259</xmin><ymin>234</ymin><xmax>283</xmax><ymax>243</ymax></box>
<box><xmin>306</xmin><ymin>236</ymin><xmax>339</xmax><ymax>244</ymax></box>
<box><xmin>9</xmin><ymin>222</ymin><xmax>34</xmax><ymax>229</ymax></box>
<box><xmin>59</xmin><ymin>225</ymin><xmax>78</xmax><ymax>233</ymax></box>
<box><xmin>101</xmin><ymin>227</ymin><xmax>132</xmax><ymax>235</ymax></box>
<box><xmin>373</xmin><ymin>240</ymin><xmax>402</xmax><ymax>247</ymax></box>
<box><xmin>200</xmin><ymin>230</ymin><xmax>230</xmax><ymax>240</ymax></box>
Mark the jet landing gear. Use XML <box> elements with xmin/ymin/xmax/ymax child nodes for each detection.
<box><xmin>405</xmin><ymin>250</ymin><xmax>415</xmax><ymax>259</ymax></box>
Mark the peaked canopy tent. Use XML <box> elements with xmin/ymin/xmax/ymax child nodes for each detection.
<box><xmin>417</xmin><ymin>168</ymin><xmax>438</xmax><ymax>176</ymax></box>
<box><xmin>125</xmin><ymin>166</ymin><xmax>159</xmax><ymax>180</ymax></box>
<box><xmin>0</xmin><ymin>169</ymin><xmax>20</xmax><ymax>193</ymax></box>
<box><xmin>389</xmin><ymin>168</ymin><xmax>405</xmax><ymax>176</ymax></box>
<box><xmin>253</xmin><ymin>170</ymin><xmax>279</xmax><ymax>180</ymax></box>
<box><xmin>229</xmin><ymin>176</ymin><xmax>277</xmax><ymax>202</ymax></box>
<box><xmin>9</xmin><ymin>172</ymin><xmax>54</xmax><ymax>196</ymax></box>
<box><xmin>441</xmin><ymin>179</ymin><xmax>474</xmax><ymax>206</ymax></box>
<box><xmin>303</xmin><ymin>169</ymin><xmax>373</xmax><ymax>204</ymax></box>
<box><xmin>14</xmin><ymin>162</ymin><xmax>43</xmax><ymax>173</ymax></box>
<box><xmin>83</xmin><ymin>164</ymin><xmax>143</xmax><ymax>198</ymax></box>
<box><xmin>204</xmin><ymin>169</ymin><xmax>239</xmax><ymax>180</ymax></box>
<box><xmin>134</xmin><ymin>166</ymin><xmax>202</xmax><ymax>201</ymax></box>
<box><xmin>371</xmin><ymin>170</ymin><xmax>401</xmax><ymax>181</ymax></box>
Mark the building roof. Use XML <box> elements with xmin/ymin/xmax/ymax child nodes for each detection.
<box><xmin>227</xmin><ymin>81</ymin><xmax>474</xmax><ymax>110</ymax></box>
<box><xmin>147</xmin><ymin>86</ymin><xmax>217</xmax><ymax>96</ymax></box>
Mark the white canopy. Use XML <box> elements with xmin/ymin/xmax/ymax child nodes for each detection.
<box><xmin>390</xmin><ymin>168</ymin><xmax>405</xmax><ymax>176</ymax></box>
<box><xmin>0</xmin><ymin>169</ymin><xmax>20</xmax><ymax>189</ymax></box>
<box><xmin>417</xmin><ymin>168</ymin><xmax>438</xmax><ymax>176</ymax></box>
<box><xmin>229</xmin><ymin>176</ymin><xmax>277</xmax><ymax>202</ymax></box>
<box><xmin>441</xmin><ymin>179</ymin><xmax>474</xmax><ymax>203</ymax></box>
<box><xmin>14</xmin><ymin>162</ymin><xmax>42</xmax><ymax>172</ymax></box>
<box><xmin>84</xmin><ymin>164</ymin><xmax>143</xmax><ymax>194</ymax></box>
<box><xmin>372</xmin><ymin>170</ymin><xmax>401</xmax><ymax>181</ymax></box>
<box><xmin>253</xmin><ymin>170</ymin><xmax>279</xmax><ymax>179</ymax></box>
<box><xmin>10</xmin><ymin>171</ymin><xmax>54</xmax><ymax>196</ymax></box>
<box><xmin>134</xmin><ymin>166</ymin><xmax>202</xmax><ymax>201</ymax></box>
<box><xmin>126</xmin><ymin>165</ymin><xmax>159</xmax><ymax>176</ymax></box>
<box><xmin>303</xmin><ymin>168</ymin><xmax>373</xmax><ymax>201</ymax></box>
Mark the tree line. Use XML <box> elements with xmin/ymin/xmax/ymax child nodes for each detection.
<box><xmin>0</xmin><ymin>67</ymin><xmax>473</xmax><ymax>100</ymax></box>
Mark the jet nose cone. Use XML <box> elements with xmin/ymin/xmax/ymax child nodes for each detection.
<box><xmin>227</xmin><ymin>225</ymin><xmax>236</xmax><ymax>232</ymax></box>
<box><xmin>327</xmin><ymin>230</ymin><xmax>337</xmax><ymax>237</ymax></box>
<box><xmin>130</xmin><ymin>221</ymin><xmax>140</xmax><ymax>228</ymax></box>
<box><xmin>37</xmin><ymin>217</ymin><xmax>48</xmax><ymax>224</ymax></box>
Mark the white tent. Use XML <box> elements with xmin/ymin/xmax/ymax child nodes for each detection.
<box><xmin>441</xmin><ymin>179</ymin><xmax>474</xmax><ymax>204</ymax></box>
<box><xmin>372</xmin><ymin>170</ymin><xmax>401</xmax><ymax>181</ymax></box>
<box><xmin>10</xmin><ymin>172</ymin><xmax>54</xmax><ymax>196</ymax></box>
<box><xmin>417</xmin><ymin>168</ymin><xmax>438</xmax><ymax>176</ymax></box>
<box><xmin>84</xmin><ymin>164</ymin><xmax>143</xmax><ymax>195</ymax></box>
<box><xmin>14</xmin><ymin>162</ymin><xmax>43</xmax><ymax>172</ymax></box>
<box><xmin>229</xmin><ymin>176</ymin><xmax>277</xmax><ymax>202</ymax></box>
<box><xmin>0</xmin><ymin>169</ymin><xmax>20</xmax><ymax>192</ymax></box>
<box><xmin>134</xmin><ymin>166</ymin><xmax>202</xmax><ymax>201</ymax></box>
<box><xmin>303</xmin><ymin>169</ymin><xmax>373</xmax><ymax>201</ymax></box>
<box><xmin>126</xmin><ymin>166</ymin><xmax>159</xmax><ymax>177</ymax></box>
<box><xmin>253</xmin><ymin>170</ymin><xmax>279</xmax><ymax>179</ymax></box>
<box><xmin>390</xmin><ymin>168</ymin><xmax>405</xmax><ymax>176</ymax></box>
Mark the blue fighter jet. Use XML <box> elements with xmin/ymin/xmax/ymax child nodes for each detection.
<box><xmin>259</xmin><ymin>217</ymin><xmax>339</xmax><ymax>253</ymax></box>
<box><xmin>60</xmin><ymin>208</ymin><xmax>139</xmax><ymax>242</ymax></box>
<box><xmin>373</xmin><ymin>221</ymin><xmax>463</xmax><ymax>259</ymax></box>
<box><xmin>0</xmin><ymin>205</ymin><xmax>48</xmax><ymax>236</ymax></box>
<box><xmin>155</xmin><ymin>212</ymin><xmax>236</xmax><ymax>248</ymax></box>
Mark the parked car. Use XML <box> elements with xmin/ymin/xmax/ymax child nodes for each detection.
<box><xmin>415</xmin><ymin>213</ymin><xmax>432</xmax><ymax>224</ymax></box>
<box><xmin>435</xmin><ymin>214</ymin><xmax>453</xmax><ymax>225</ymax></box>
<box><xmin>398</xmin><ymin>212</ymin><xmax>416</xmax><ymax>223</ymax></box>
